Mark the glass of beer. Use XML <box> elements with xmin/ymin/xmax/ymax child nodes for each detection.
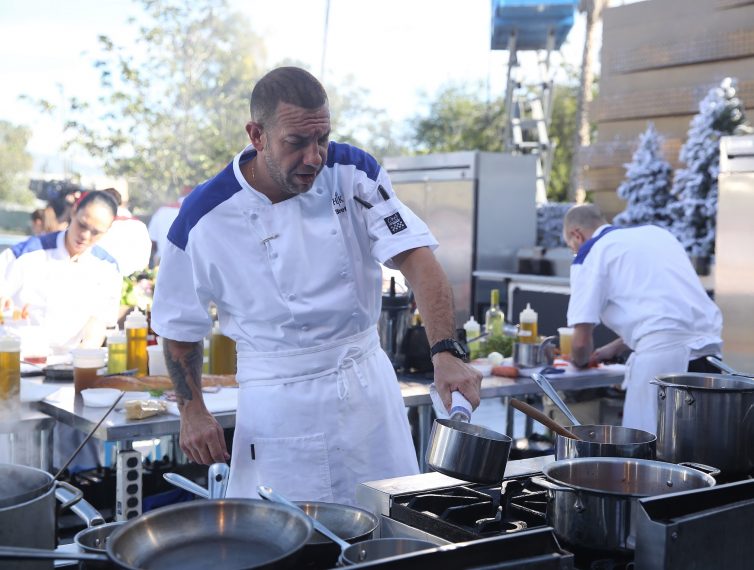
<box><xmin>558</xmin><ymin>327</ymin><xmax>575</xmax><ymax>360</ymax></box>
<box><xmin>0</xmin><ymin>336</ymin><xmax>21</xmax><ymax>402</ymax></box>
<box><xmin>72</xmin><ymin>348</ymin><xmax>106</xmax><ymax>393</ymax></box>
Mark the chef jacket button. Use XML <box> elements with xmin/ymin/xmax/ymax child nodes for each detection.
<box><xmin>288</xmin><ymin>294</ymin><xmax>296</xmax><ymax>301</ymax></box>
<box><xmin>331</xmin><ymin>229</ymin><xmax>337</xmax><ymax>235</ymax></box>
<box><xmin>301</xmin><ymin>324</ymin><xmax>310</xmax><ymax>331</ymax></box>
<box><xmin>351</xmin><ymin>312</ymin><xmax>359</xmax><ymax>318</ymax></box>
<box><xmin>250</xmin><ymin>213</ymin><xmax>258</xmax><ymax>220</ymax></box>
<box><xmin>316</xmin><ymin>188</ymin><xmax>323</xmax><ymax>195</ymax></box>
<box><xmin>270</xmin><ymin>252</ymin><xmax>278</xmax><ymax>259</ymax></box>
<box><xmin>340</xmin><ymin>272</ymin><xmax>347</xmax><ymax>278</ymax></box>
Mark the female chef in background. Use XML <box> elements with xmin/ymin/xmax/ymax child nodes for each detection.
<box><xmin>0</xmin><ymin>190</ymin><xmax>122</xmax><ymax>472</ymax></box>
<box><xmin>0</xmin><ymin>190</ymin><xmax>122</xmax><ymax>351</ymax></box>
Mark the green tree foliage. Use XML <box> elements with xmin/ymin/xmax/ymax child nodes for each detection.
<box><xmin>408</xmin><ymin>82</ymin><xmax>505</xmax><ymax>154</ymax></box>
<box><xmin>405</xmin><ymin>81</ymin><xmax>578</xmax><ymax>201</ymax></box>
<box><xmin>50</xmin><ymin>0</ymin><xmax>266</xmax><ymax>210</ymax></box>
<box><xmin>548</xmin><ymin>82</ymin><xmax>578</xmax><ymax>202</ymax></box>
<box><xmin>0</xmin><ymin>121</ymin><xmax>34</xmax><ymax>205</ymax></box>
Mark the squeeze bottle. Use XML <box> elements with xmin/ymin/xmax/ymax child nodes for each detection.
<box><xmin>518</xmin><ymin>303</ymin><xmax>538</xmax><ymax>344</ymax></box>
<box><xmin>125</xmin><ymin>309</ymin><xmax>149</xmax><ymax>376</ymax></box>
<box><xmin>463</xmin><ymin>316</ymin><xmax>481</xmax><ymax>360</ymax></box>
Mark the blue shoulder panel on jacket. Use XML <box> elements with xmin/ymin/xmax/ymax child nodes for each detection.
<box><xmin>168</xmin><ymin>154</ymin><xmax>250</xmax><ymax>251</ymax></box>
<box><xmin>91</xmin><ymin>245</ymin><xmax>120</xmax><ymax>272</ymax></box>
<box><xmin>326</xmin><ymin>142</ymin><xmax>380</xmax><ymax>181</ymax></box>
<box><xmin>11</xmin><ymin>232</ymin><xmax>60</xmax><ymax>258</ymax></box>
<box><xmin>572</xmin><ymin>226</ymin><xmax>622</xmax><ymax>265</ymax></box>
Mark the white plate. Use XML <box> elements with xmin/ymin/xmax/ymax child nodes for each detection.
<box><xmin>81</xmin><ymin>388</ymin><xmax>122</xmax><ymax>407</ymax></box>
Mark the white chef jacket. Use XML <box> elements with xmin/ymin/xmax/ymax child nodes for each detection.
<box><xmin>0</xmin><ymin>231</ymin><xmax>121</xmax><ymax>350</ymax></box>
<box><xmin>151</xmin><ymin>142</ymin><xmax>437</xmax><ymax>503</ymax></box>
<box><xmin>98</xmin><ymin>207</ymin><xmax>152</xmax><ymax>276</ymax></box>
<box><xmin>567</xmin><ymin>224</ymin><xmax>722</xmax><ymax>432</ymax></box>
<box><xmin>147</xmin><ymin>201</ymin><xmax>182</xmax><ymax>264</ymax></box>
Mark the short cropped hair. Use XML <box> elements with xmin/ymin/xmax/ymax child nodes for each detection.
<box><xmin>75</xmin><ymin>190</ymin><xmax>118</xmax><ymax>217</ymax></box>
<box><xmin>564</xmin><ymin>204</ymin><xmax>607</xmax><ymax>232</ymax></box>
<box><xmin>250</xmin><ymin>67</ymin><xmax>328</xmax><ymax>127</ymax></box>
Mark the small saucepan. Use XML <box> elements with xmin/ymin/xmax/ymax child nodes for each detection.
<box><xmin>258</xmin><ymin>486</ymin><xmax>437</xmax><ymax>566</ymax></box>
<box><xmin>555</xmin><ymin>424</ymin><xmax>657</xmax><ymax>460</ymax></box>
<box><xmin>425</xmin><ymin>390</ymin><xmax>512</xmax><ymax>484</ymax></box>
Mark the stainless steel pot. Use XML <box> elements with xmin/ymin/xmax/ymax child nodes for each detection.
<box><xmin>555</xmin><ymin>425</ymin><xmax>656</xmax><ymax>460</ymax></box>
<box><xmin>0</xmin><ymin>463</ymin><xmax>83</xmax><ymax>570</ymax></box>
<box><xmin>425</xmin><ymin>419</ymin><xmax>512</xmax><ymax>484</ymax></box>
<box><xmin>652</xmin><ymin>373</ymin><xmax>754</xmax><ymax>477</ymax></box>
<box><xmin>532</xmin><ymin>457</ymin><xmax>717</xmax><ymax>552</ymax></box>
<box><xmin>512</xmin><ymin>336</ymin><xmax>557</xmax><ymax>368</ymax></box>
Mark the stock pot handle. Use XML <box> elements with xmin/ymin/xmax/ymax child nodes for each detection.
<box><xmin>530</xmin><ymin>476</ymin><xmax>575</xmax><ymax>493</ymax></box>
<box><xmin>678</xmin><ymin>462</ymin><xmax>721</xmax><ymax>478</ymax></box>
<box><xmin>54</xmin><ymin>481</ymin><xmax>84</xmax><ymax>512</ymax></box>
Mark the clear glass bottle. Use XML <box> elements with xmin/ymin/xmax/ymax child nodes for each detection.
<box><xmin>0</xmin><ymin>335</ymin><xmax>21</xmax><ymax>403</ymax></box>
<box><xmin>518</xmin><ymin>303</ymin><xmax>538</xmax><ymax>344</ymax></box>
<box><xmin>107</xmin><ymin>330</ymin><xmax>128</xmax><ymax>374</ymax></box>
<box><xmin>485</xmin><ymin>289</ymin><xmax>505</xmax><ymax>337</ymax></box>
<box><xmin>125</xmin><ymin>309</ymin><xmax>149</xmax><ymax>377</ymax></box>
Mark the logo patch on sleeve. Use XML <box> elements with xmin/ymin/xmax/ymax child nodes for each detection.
<box><xmin>384</xmin><ymin>212</ymin><xmax>407</xmax><ymax>234</ymax></box>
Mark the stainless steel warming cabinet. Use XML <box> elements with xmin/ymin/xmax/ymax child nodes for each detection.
<box><xmin>383</xmin><ymin>151</ymin><xmax>538</xmax><ymax>326</ymax></box>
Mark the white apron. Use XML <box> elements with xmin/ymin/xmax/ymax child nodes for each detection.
<box><xmin>225</xmin><ymin>326</ymin><xmax>419</xmax><ymax>506</ymax></box>
<box><xmin>621</xmin><ymin>332</ymin><xmax>695</xmax><ymax>433</ymax></box>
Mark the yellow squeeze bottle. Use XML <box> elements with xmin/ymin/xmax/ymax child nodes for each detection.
<box><xmin>125</xmin><ymin>309</ymin><xmax>149</xmax><ymax>376</ymax></box>
<box><xmin>518</xmin><ymin>303</ymin><xmax>538</xmax><ymax>344</ymax></box>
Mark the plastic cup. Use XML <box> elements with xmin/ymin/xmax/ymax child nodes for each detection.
<box><xmin>147</xmin><ymin>345</ymin><xmax>168</xmax><ymax>376</ymax></box>
<box><xmin>72</xmin><ymin>348</ymin><xmax>106</xmax><ymax>393</ymax></box>
<box><xmin>558</xmin><ymin>327</ymin><xmax>574</xmax><ymax>360</ymax></box>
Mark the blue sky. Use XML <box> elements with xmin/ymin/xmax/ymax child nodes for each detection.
<box><xmin>0</xmin><ymin>0</ymin><xmax>589</xmax><ymax>177</ymax></box>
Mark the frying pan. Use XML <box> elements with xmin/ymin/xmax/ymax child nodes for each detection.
<box><xmin>258</xmin><ymin>486</ymin><xmax>436</xmax><ymax>566</ymax></box>
<box><xmin>0</xmin><ymin>499</ymin><xmax>313</xmax><ymax>570</ymax></box>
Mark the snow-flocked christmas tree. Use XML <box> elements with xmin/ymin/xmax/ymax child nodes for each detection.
<box><xmin>613</xmin><ymin>123</ymin><xmax>673</xmax><ymax>228</ymax></box>
<box><xmin>669</xmin><ymin>78</ymin><xmax>749</xmax><ymax>258</ymax></box>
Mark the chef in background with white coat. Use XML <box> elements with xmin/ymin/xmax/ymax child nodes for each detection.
<box><xmin>151</xmin><ymin>66</ymin><xmax>481</xmax><ymax>505</ymax></box>
<box><xmin>563</xmin><ymin>204</ymin><xmax>723</xmax><ymax>433</ymax></box>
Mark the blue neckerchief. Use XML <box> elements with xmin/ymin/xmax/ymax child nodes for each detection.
<box><xmin>572</xmin><ymin>226</ymin><xmax>622</xmax><ymax>265</ymax></box>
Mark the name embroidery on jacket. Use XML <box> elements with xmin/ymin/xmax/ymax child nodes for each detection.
<box><xmin>332</xmin><ymin>192</ymin><xmax>347</xmax><ymax>215</ymax></box>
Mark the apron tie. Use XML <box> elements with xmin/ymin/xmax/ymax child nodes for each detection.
<box><xmin>336</xmin><ymin>346</ymin><xmax>367</xmax><ymax>400</ymax></box>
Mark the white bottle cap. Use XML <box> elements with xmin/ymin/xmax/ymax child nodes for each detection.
<box><xmin>519</xmin><ymin>303</ymin><xmax>538</xmax><ymax>324</ymax></box>
<box><xmin>107</xmin><ymin>331</ymin><xmax>127</xmax><ymax>344</ymax></box>
<box><xmin>124</xmin><ymin>309</ymin><xmax>148</xmax><ymax>329</ymax></box>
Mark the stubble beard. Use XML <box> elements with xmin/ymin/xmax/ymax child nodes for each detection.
<box><xmin>263</xmin><ymin>152</ymin><xmax>316</xmax><ymax>197</ymax></box>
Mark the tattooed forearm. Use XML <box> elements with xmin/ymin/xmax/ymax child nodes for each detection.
<box><xmin>163</xmin><ymin>339</ymin><xmax>205</xmax><ymax>405</ymax></box>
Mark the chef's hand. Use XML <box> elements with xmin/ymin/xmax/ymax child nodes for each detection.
<box><xmin>179</xmin><ymin>405</ymin><xmax>230</xmax><ymax>464</ymax></box>
<box><xmin>591</xmin><ymin>338</ymin><xmax>628</xmax><ymax>364</ymax></box>
<box><xmin>432</xmin><ymin>352</ymin><xmax>482</xmax><ymax>412</ymax></box>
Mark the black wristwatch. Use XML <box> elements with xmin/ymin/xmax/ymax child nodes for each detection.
<box><xmin>430</xmin><ymin>338</ymin><xmax>470</xmax><ymax>362</ymax></box>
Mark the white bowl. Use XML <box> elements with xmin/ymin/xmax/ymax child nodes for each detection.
<box><xmin>81</xmin><ymin>388</ymin><xmax>122</xmax><ymax>408</ymax></box>
<box><xmin>470</xmin><ymin>358</ymin><xmax>493</xmax><ymax>377</ymax></box>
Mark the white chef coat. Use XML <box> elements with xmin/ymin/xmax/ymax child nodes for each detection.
<box><xmin>151</xmin><ymin>142</ymin><xmax>437</xmax><ymax>504</ymax></box>
<box><xmin>0</xmin><ymin>231</ymin><xmax>121</xmax><ymax>472</ymax></box>
<box><xmin>567</xmin><ymin>224</ymin><xmax>722</xmax><ymax>432</ymax></box>
<box><xmin>0</xmin><ymin>231</ymin><xmax>122</xmax><ymax>350</ymax></box>
<box><xmin>147</xmin><ymin>201</ymin><xmax>182</xmax><ymax>264</ymax></box>
<box><xmin>98</xmin><ymin>207</ymin><xmax>152</xmax><ymax>276</ymax></box>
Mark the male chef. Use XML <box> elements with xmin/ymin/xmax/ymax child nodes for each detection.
<box><xmin>151</xmin><ymin>66</ymin><xmax>481</xmax><ymax>505</ymax></box>
<box><xmin>563</xmin><ymin>204</ymin><xmax>722</xmax><ymax>433</ymax></box>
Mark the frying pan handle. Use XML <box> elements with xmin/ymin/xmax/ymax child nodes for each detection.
<box><xmin>0</xmin><ymin>546</ymin><xmax>108</xmax><ymax>562</ymax></box>
<box><xmin>258</xmin><ymin>485</ymin><xmax>352</xmax><ymax>552</ymax></box>
<box><xmin>163</xmin><ymin>473</ymin><xmax>210</xmax><ymax>499</ymax></box>
<box><xmin>208</xmin><ymin>463</ymin><xmax>229</xmax><ymax>499</ymax></box>
<box><xmin>530</xmin><ymin>373</ymin><xmax>582</xmax><ymax>426</ymax></box>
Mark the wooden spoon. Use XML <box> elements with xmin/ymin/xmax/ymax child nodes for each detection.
<box><xmin>509</xmin><ymin>398</ymin><xmax>582</xmax><ymax>440</ymax></box>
